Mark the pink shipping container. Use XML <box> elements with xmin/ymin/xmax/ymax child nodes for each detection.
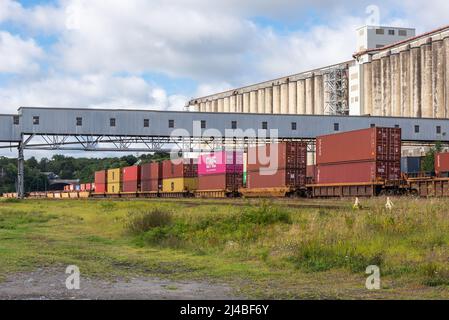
<box><xmin>80</xmin><ymin>184</ymin><xmax>86</xmax><ymax>191</ymax></box>
<box><xmin>198</xmin><ymin>151</ymin><xmax>244</xmax><ymax>176</ymax></box>
<box><xmin>316</xmin><ymin>127</ymin><xmax>401</xmax><ymax>165</ymax></box>
<box><xmin>198</xmin><ymin>151</ymin><xmax>244</xmax><ymax>192</ymax></box>
<box><xmin>316</xmin><ymin>161</ymin><xmax>401</xmax><ymax>184</ymax></box>
<box><xmin>435</xmin><ymin>153</ymin><xmax>449</xmax><ymax>177</ymax></box>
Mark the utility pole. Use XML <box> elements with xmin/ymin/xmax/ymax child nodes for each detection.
<box><xmin>17</xmin><ymin>139</ymin><xmax>25</xmax><ymax>199</ymax></box>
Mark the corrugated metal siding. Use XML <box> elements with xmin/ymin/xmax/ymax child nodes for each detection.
<box><xmin>0</xmin><ymin>115</ymin><xmax>20</xmax><ymax>142</ymax></box>
<box><xmin>16</xmin><ymin>107</ymin><xmax>449</xmax><ymax>142</ymax></box>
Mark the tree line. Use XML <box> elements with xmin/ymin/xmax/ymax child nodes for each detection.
<box><xmin>0</xmin><ymin>153</ymin><xmax>169</xmax><ymax>193</ymax></box>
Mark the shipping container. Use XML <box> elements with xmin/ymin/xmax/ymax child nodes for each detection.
<box><xmin>162</xmin><ymin>159</ymin><xmax>198</xmax><ymax>179</ymax></box>
<box><xmin>107</xmin><ymin>168</ymin><xmax>121</xmax><ymax>183</ymax></box>
<box><xmin>246</xmin><ymin>142</ymin><xmax>307</xmax><ymax>189</ymax></box>
<box><xmin>107</xmin><ymin>182</ymin><xmax>120</xmax><ymax>194</ymax></box>
<box><xmin>401</xmin><ymin>157</ymin><xmax>422</xmax><ymax>173</ymax></box>
<box><xmin>307</xmin><ymin>165</ymin><xmax>317</xmax><ymax>184</ymax></box>
<box><xmin>316</xmin><ymin>127</ymin><xmax>401</xmax><ymax>165</ymax></box>
<box><xmin>121</xmin><ymin>165</ymin><xmax>141</xmax><ymax>193</ymax></box>
<box><xmin>316</xmin><ymin>160</ymin><xmax>401</xmax><ymax>184</ymax></box>
<box><xmin>435</xmin><ymin>152</ymin><xmax>449</xmax><ymax>177</ymax></box>
<box><xmin>198</xmin><ymin>151</ymin><xmax>244</xmax><ymax>192</ymax></box>
<box><xmin>94</xmin><ymin>170</ymin><xmax>107</xmax><ymax>193</ymax></box>
<box><xmin>162</xmin><ymin>178</ymin><xmax>198</xmax><ymax>193</ymax></box>
<box><xmin>141</xmin><ymin>162</ymin><xmax>162</xmax><ymax>192</ymax></box>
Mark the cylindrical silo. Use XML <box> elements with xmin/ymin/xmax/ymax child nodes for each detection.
<box><xmin>410</xmin><ymin>47</ymin><xmax>422</xmax><ymax>117</ymax></box>
<box><xmin>381</xmin><ymin>55</ymin><xmax>391</xmax><ymax>116</ymax></box>
<box><xmin>297</xmin><ymin>80</ymin><xmax>306</xmax><ymax>114</ymax></box>
<box><xmin>421</xmin><ymin>42</ymin><xmax>433</xmax><ymax>118</ymax></box>
<box><xmin>314</xmin><ymin>75</ymin><xmax>324</xmax><ymax>115</ymax></box>
<box><xmin>223</xmin><ymin>97</ymin><xmax>230</xmax><ymax>113</ymax></box>
<box><xmin>280</xmin><ymin>83</ymin><xmax>289</xmax><ymax>114</ymax></box>
<box><xmin>257</xmin><ymin>89</ymin><xmax>265</xmax><ymax>113</ymax></box>
<box><xmin>237</xmin><ymin>94</ymin><xmax>243</xmax><ymax>113</ymax></box>
<box><xmin>217</xmin><ymin>98</ymin><xmax>224</xmax><ymax>112</ymax></box>
<box><xmin>288</xmin><ymin>82</ymin><xmax>297</xmax><ymax>114</ymax></box>
<box><xmin>199</xmin><ymin>102</ymin><xmax>206</xmax><ymax>112</ymax></box>
<box><xmin>212</xmin><ymin>100</ymin><xmax>218</xmax><ymax>112</ymax></box>
<box><xmin>445</xmin><ymin>37</ymin><xmax>449</xmax><ymax>118</ymax></box>
<box><xmin>191</xmin><ymin>103</ymin><xmax>200</xmax><ymax>112</ymax></box>
<box><xmin>243</xmin><ymin>92</ymin><xmax>250</xmax><ymax>113</ymax></box>
<box><xmin>305</xmin><ymin>77</ymin><xmax>315</xmax><ymax>114</ymax></box>
<box><xmin>363</xmin><ymin>63</ymin><xmax>373</xmax><ymax>115</ymax></box>
<box><xmin>432</xmin><ymin>40</ymin><xmax>445</xmax><ymax>118</ymax></box>
<box><xmin>264</xmin><ymin>87</ymin><xmax>273</xmax><ymax>114</ymax></box>
<box><xmin>390</xmin><ymin>54</ymin><xmax>401</xmax><ymax>117</ymax></box>
<box><xmin>250</xmin><ymin>91</ymin><xmax>258</xmax><ymax>113</ymax></box>
<box><xmin>399</xmin><ymin>50</ymin><xmax>411</xmax><ymax>117</ymax></box>
<box><xmin>371</xmin><ymin>59</ymin><xmax>382</xmax><ymax>116</ymax></box>
<box><xmin>230</xmin><ymin>95</ymin><xmax>237</xmax><ymax>113</ymax></box>
<box><xmin>273</xmin><ymin>85</ymin><xmax>281</xmax><ymax>114</ymax></box>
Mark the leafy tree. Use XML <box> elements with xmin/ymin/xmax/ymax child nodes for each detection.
<box><xmin>422</xmin><ymin>141</ymin><xmax>443</xmax><ymax>173</ymax></box>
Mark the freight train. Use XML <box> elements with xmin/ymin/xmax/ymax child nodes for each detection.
<box><xmin>4</xmin><ymin>127</ymin><xmax>449</xmax><ymax>199</ymax></box>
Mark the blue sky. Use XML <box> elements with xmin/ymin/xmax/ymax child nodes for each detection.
<box><xmin>0</xmin><ymin>0</ymin><xmax>447</xmax><ymax>115</ymax></box>
<box><xmin>1</xmin><ymin>0</ymin><xmax>447</xmax><ymax>158</ymax></box>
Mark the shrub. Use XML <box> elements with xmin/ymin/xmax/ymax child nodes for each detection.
<box><xmin>126</xmin><ymin>209</ymin><xmax>173</xmax><ymax>234</ymax></box>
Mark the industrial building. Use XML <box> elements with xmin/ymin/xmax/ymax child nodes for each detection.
<box><xmin>188</xmin><ymin>24</ymin><xmax>449</xmax><ymax>119</ymax></box>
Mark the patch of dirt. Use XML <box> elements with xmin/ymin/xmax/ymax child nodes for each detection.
<box><xmin>0</xmin><ymin>268</ymin><xmax>241</xmax><ymax>300</ymax></box>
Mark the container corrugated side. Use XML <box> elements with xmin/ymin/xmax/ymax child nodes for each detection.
<box><xmin>316</xmin><ymin>160</ymin><xmax>401</xmax><ymax>184</ymax></box>
<box><xmin>316</xmin><ymin>127</ymin><xmax>401</xmax><ymax>165</ymax></box>
<box><xmin>162</xmin><ymin>178</ymin><xmax>198</xmax><ymax>193</ymax></box>
<box><xmin>435</xmin><ymin>152</ymin><xmax>449</xmax><ymax>176</ymax></box>
<box><xmin>121</xmin><ymin>166</ymin><xmax>141</xmax><ymax>193</ymax></box>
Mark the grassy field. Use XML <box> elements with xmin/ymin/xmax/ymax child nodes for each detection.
<box><xmin>0</xmin><ymin>197</ymin><xmax>448</xmax><ymax>299</ymax></box>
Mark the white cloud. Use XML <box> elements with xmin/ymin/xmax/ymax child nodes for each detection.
<box><xmin>0</xmin><ymin>31</ymin><xmax>43</xmax><ymax>73</ymax></box>
<box><xmin>0</xmin><ymin>74</ymin><xmax>187</xmax><ymax>114</ymax></box>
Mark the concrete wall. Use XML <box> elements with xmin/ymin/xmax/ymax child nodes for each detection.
<box><xmin>191</xmin><ymin>27</ymin><xmax>449</xmax><ymax>119</ymax></box>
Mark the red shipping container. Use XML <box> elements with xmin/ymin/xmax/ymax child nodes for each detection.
<box><xmin>141</xmin><ymin>162</ymin><xmax>162</xmax><ymax>192</ymax></box>
<box><xmin>94</xmin><ymin>170</ymin><xmax>107</xmax><ymax>193</ymax></box>
<box><xmin>435</xmin><ymin>153</ymin><xmax>449</xmax><ymax>176</ymax></box>
<box><xmin>121</xmin><ymin>166</ymin><xmax>141</xmax><ymax>193</ymax></box>
<box><xmin>316</xmin><ymin>127</ymin><xmax>401</xmax><ymax>165</ymax></box>
<box><xmin>246</xmin><ymin>142</ymin><xmax>307</xmax><ymax>189</ymax></box>
<box><xmin>95</xmin><ymin>170</ymin><xmax>107</xmax><ymax>184</ymax></box>
<box><xmin>307</xmin><ymin>165</ymin><xmax>316</xmax><ymax>184</ymax></box>
<box><xmin>316</xmin><ymin>161</ymin><xmax>401</xmax><ymax>184</ymax></box>
<box><xmin>162</xmin><ymin>159</ymin><xmax>198</xmax><ymax>179</ymax></box>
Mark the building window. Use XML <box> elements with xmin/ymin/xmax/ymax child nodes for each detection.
<box><xmin>13</xmin><ymin>116</ymin><xmax>19</xmax><ymax>125</ymax></box>
<box><xmin>370</xmin><ymin>124</ymin><xmax>376</xmax><ymax>128</ymax></box>
<box><xmin>376</xmin><ymin>29</ymin><xmax>384</xmax><ymax>35</ymax></box>
<box><xmin>291</xmin><ymin>122</ymin><xmax>297</xmax><ymax>131</ymax></box>
<box><xmin>388</xmin><ymin>30</ymin><xmax>395</xmax><ymax>35</ymax></box>
<box><xmin>399</xmin><ymin>30</ymin><xmax>407</xmax><ymax>36</ymax></box>
<box><xmin>262</xmin><ymin>122</ymin><xmax>268</xmax><ymax>130</ymax></box>
<box><xmin>436</xmin><ymin>126</ymin><xmax>442</xmax><ymax>134</ymax></box>
<box><xmin>144</xmin><ymin>119</ymin><xmax>150</xmax><ymax>128</ymax></box>
<box><xmin>76</xmin><ymin>117</ymin><xmax>82</xmax><ymax>126</ymax></box>
<box><xmin>231</xmin><ymin>121</ymin><xmax>237</xmax><ymax>129</ymax></box>
<box><xmin>395</xmin><ymin>125</ymin><xmax>400</xmax><ymax>128</ymax></box>
<box><xmin>110</xmin><ymin>118</ymin><xmax>116</xmax><ymax>127</ymax></box>
<box><xmin>169</xmin><ymin>120</ymin><xmax>175</xmax><ymax>128</ymax></box>
<box><xmin>33</xmin><ymin>116</ymin><xmax>40</xmax><ymax>125</ymax></box>
<box><xmin>415</xmin><ymin>125</ymin><xmax>420</xmax><ymax>133</ymax></box>
<box><xmin>376</xmin><ymin>44</ymin><xmax>385</xmax><ymax>48</ymax></box>
<box><xmin>201</xmin><ymin>120</ymin><xmax>206</xmax><ymax>129</ymax></box>
<box><xmin>334</xmin><ymin>123</ymin><xmax>340</xmax><ymax>131</ymax></box>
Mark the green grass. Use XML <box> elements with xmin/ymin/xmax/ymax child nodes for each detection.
<box><xmin>0</xmin><ymin>197</ymin><xmax>448</xmax><ymax>299</ymax></box>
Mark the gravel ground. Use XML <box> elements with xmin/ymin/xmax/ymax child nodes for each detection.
<box><xmin>0</xmin><ymin>268</ymin><xmax>240</xmax><ymax>300</ymax></box>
